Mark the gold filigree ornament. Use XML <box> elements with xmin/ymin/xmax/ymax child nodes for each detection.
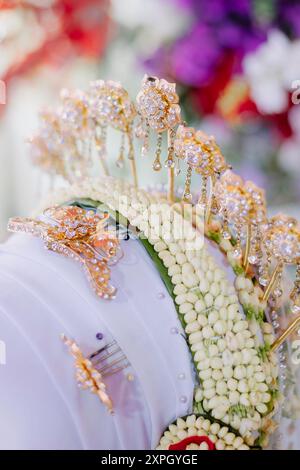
<box><xmin>174</xmin><ymin>125</ymin><xmax>229</xmax><ymax>224</ymax></box>
<box><xmin>29</xmin><ymin>91</ymin><xmax>93</xmax><ymax>183</ymax></box>
<box><xmin>260</xmin><ymin>215</ymin><xmax>300</xmax><ymax>351</ymax></box>
<box><xmin>28</xmin><ymin>109</ymin><xmax>67</xmax><ymax>180</ymax></box>
<box><xmin>61</xmin><ymin>335</ymin><xmax>113</xmax><ymax>413</ymax></box>
<box><xmin>136</xmin><ymin>75</ymin><xmax>182</xmax><ymax>202</ymax></box>
<box><xmin>214</xmin><ymin>170</ymin><xmax>267</xmax><ymax>269</ymax></box>
<box><xmin>7</xmin><ymin>206</ymin><xmax>122</xmax><ymax>299</ymax></box>
<box><xmin>89</xmin><ymin>80</ymin><xmax>138</xmax><ymax>186</ymax></box>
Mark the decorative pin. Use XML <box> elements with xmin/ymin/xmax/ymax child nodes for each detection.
<box><xmin>7</xmin><ymin>206</ymin><xmax>122</xmax><ymax>300</ymax></box>
<box><xmin>261</xmin><ymin>215</ymin><xmax>300</xmax><ymax>309</ymax></box>
<box><xmin>61</xmin><ymin>335</ymin><xmax>114</xmax><ymax>413</ymax></box>
<box><xmin>174</xmin><ymin>126</ymin><xmax>228</xmax><ymax>222</ymax></box>
<box><xmin>214</xmin><ymin>171</ymin><xmax>266</xmax><ymax>265</ymax></box>
<box><xmin>89</xmin><ymin>80</ymin><xmax>137</xmax><ymax>186</ymax></box>
<box><xmin>28</xmin><ymin>109</ymin><xmax>67</xmax><ymax>181</ymax></box>
<box><xmin>136</xmin><ymin>75</ymin><xmax>181</xmax><ymax>203</ymax></box>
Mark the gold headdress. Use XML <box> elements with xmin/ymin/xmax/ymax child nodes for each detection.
<box><xmin>22</xmin><ymin>74</ymin><xmax>300</xmax><ymax>357</ymax></box>
<box><xmin>8</xmin><ymin>75</ymin><xmax>300</xmax><ymax>447</ymax></box>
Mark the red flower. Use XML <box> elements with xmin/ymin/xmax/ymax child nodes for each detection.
<box><xmin>169</xmin><ymin>435</ymin><xmax>215</xmax><ymax>451</ymax></box>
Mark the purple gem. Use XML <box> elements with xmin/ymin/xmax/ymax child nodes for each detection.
<box><xmin>96</xmin><ymin>332</ymin><xmax>104</xmax><ymax>340</ymax></box>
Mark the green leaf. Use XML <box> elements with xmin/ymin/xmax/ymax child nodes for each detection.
<box><xmin>233</xmin><ymin>265</ymin><xmax>245</xmax><ymax>276</ymax></box>
<box><xmin>139</xmin><ymin>238</ymin><xmax>175</xmax><ymax>302</ymax></box>
<box><xmin>207</xmin><ymin>231</ymin><xmax>221</xmax><ymax>244</ymax></box>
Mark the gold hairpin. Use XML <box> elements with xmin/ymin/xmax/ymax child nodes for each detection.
<box><xmin>61</xmin><ymin>335</ymin><xmax>114</xmax><ymax>413</ymax></box>
<box><xmin>214</xmin><ymin>170</ymin><xmax>266</xmax><ymax>266</ymax></box>
<box><xmin>136</xmin><ymin>75</ymin><xmax>181</xmax><ymax>203</ymax></box>
<box><xmin>174</xmin><ymin>125</ymin><xmax>228</xmax><ymax>226</ymax></box>
<box><xmin>89</xmin><ymin>80</ymin><xmax>137</xmax><ymax>186</ymax></box>
<box><xmin>261</xmin><ymin>214</ymin><xmax>300</xmax><ymax>307</ymax></box>
<box><xmin>7</xmin><ymin>206</ymin><xmax>122</xmax><ymax>300</ymax></box>
<box><xmin>29</xmin><ymin>109</ymin><xmax>68</xmax><ymax>180</ymax></box>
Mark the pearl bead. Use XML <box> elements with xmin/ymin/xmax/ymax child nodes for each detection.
<box><xmin>157</xmin><ymin>292</ymin><xmax>165</xmax><ymax>299</ymax></box>
<box><xmin>170</xmin><ymin>327</ymin><xmax>179</xmax><ymax>335</ymax></box>
<box><xmin>180</xmin><ymin>395</ymin><xmax>187</xmax><ymax>403</ymax></box>
<box><xmin>178</xmin><ymin>373</ymin><xmax>186</xmax><ymax>380</ymax></box>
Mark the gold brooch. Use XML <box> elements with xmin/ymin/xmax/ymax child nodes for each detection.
<box><xmin>7</xmin><ymin>206</ymin><xmax>122</xmax><ymax>300</ymax></box>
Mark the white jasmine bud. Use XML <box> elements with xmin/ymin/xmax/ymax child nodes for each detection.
<box><xmin>203</xmin><ymin>378</ymin><xmax>216</xmax><ymax>389</ymax></box>
<box><xmin>210</xmin><ymin>423</ymin><xmax>220</xmax><ymax>435</ymax></box>
<box><xmin>210</xmin><ymin>357</ymin><xmax>223</xmax><ymax>369</ymax></box>
<box><xmin>233</xmin><ymin>320</ymin><xmax>248</xmax><ymax>333</ymax></box>
<box><xmin>234</xmin><ymin>365</ymin><xmax>246</xmax><ymax>380</ymax></box>
<box><xmin>218</xmin><ymin>427</ymin><xmax>229</xmax><ymax>438</ymax></box>
<box><xmin>208</xmin><ymin>344</ymin><xmax>219</xmax><ymax>357</ymax></box>
<box><xmin>214</xmin><ymin>295</ymin><xmax>224</xmax><ymax>308</ymax></box>
<box><xmin>185</xmin><ymin>321</ymin><xmax>200</xmax><ymax>333</ymax></box>
<box><xmin>173</xmin><ymin>284</ymin><xmax>187</xmax><ymax>295</ymax></box>
<box><xmin>195</xmin><ymin>388</ymin><xmax>203</xmax><ymax>402</ymax></box>
<box><xmin>175</xmin><ymin>294</ymin><xmax>187</xmax><ymax>305</ymax></box>
<box><xmin>199</xmin><ymin>368</ymin><xmax>211</xmax><ymax>380</ymax></box>
<box><xmin>213</xmin><ymin>371</ymin><xmax>224</xmax><ymax>384</ymax></box>
<box><xmin>183</xmin><ymin>273</ymin><xmax>198</xmax><ymax>288</ymax></box>
<box><xmin>195</xmin><ymin>299</ymin><xmax>206</xmax><ymax>313</ymax></box>
<box><xmin>256</xmin><ymin>403</ymin><xmax>268</xmax><ymax>414</ymax></box>
<box><xmin>182</xmin><ymin>262</ymin><xmax>194</xmax><ymax>275</ymax></box>
<box><xmin>229</xmin><ymin>390</ymin><xmax>240</xmax><ymax>405</ymax></box>
<box><xmin>240</xmin><ymin>394</ymin><xmax>250</xmax><ymax>407</ymax></box>
<box><xmin>203</xmin><ymin>388</ymin><xmax>216</xmax><ymax>399</ymax></box>
<box><xmin>204</xmin><ymin>293</ymin><xmax>214</xmax><ymax>307</ymax></box>
<box><xmin>186</xmin><ymin>292</ymin><xmax>198</xmax><ymax>304</ymax></box>
<box><xmin>184</xmin><ymin>310</ymin><xmax>197</xmax><ymax>323</ymax></box>
<box><xmin>214</xmin><ymin>320</ymin><xmax>226</xmax><ymax>335</ymax></box>
<box><xmin>223</xmin><ymin>366</ymin><xmax>233</xmax><ymax>378</ymax></box>
<box><xmin>197</xmin><ymin>314</ymin><xmax>208</xmax><ymax>327</ymax></box>
<box><xmin>199</xmin><ymin>279</ymin><xmax>209</xmax><ymax>294</ymax></box>
<box><xmin>168</xmin><ymin>264</ymin><xmax>181</xmax><ymax>276</ymax></box>
<box><xmin>179</xmin><ymin>302</ymin><xmax>193</xmax><ymax>314</ymax></box>
<box><xmin>228</xmin><ymin>378</ymin><xmax>238</xmax><ymax>391</ymax></box>
<box><xmin>208</xmin><ymin>310</ymin><xmax>219</xmax><ymax>325</ymax></box>
<box><xmin>219</xmin><ymin>307</ymin><xmax>228</xmax><ymax>321</ymax></box>
<box><xmin>177</xmin><ymin>430</ymin><xmax>188</xmax><ymax>440</ymax></box>
<box><xmin>215</xmin><ymin>440</ymin><xmax>225</xmax><ymax>450</ymax></box>
<box><xmin>189</xmin><ymin>331</ymin><xmax>203</xmax><ymax>344</ymax></box>
<box><xmin>216</xmin><ymin>381</ymin><xmax>228</xmax><ymax>395</ymax></box>
<box><xmin>197</xmin><ymin>358</ymin><xmax>210</xmax><ymax>370</ymax></box>
<box><xmin>206</xmin><ymin>270</ymin><xmax>214</xmax><ymax>282</ymax></box>
<box><xmin>176</xmin><ymin>252</ymin><xmax>187</xmax><ymax>265</ymax></box>
<box><xmin>254</xmin><ymin>372</ymin><xmax>266</xmax><ymax>383</ymax></box>
<box><xmin>202</xmin><ymin>325</ymin><xmax>214</xmax><ymax>339</ymax></box>
<box><xmin>210</xmin><ymin>282</ymin><xmax>220</xmax><ymax>298</ymax></box>
<box><xmin>154</xmin><ymin>241</ymin><xmax>167</xmax><ymax>252</ymax></box>
<box><xmin>224</xmin><ymin>432</ymin><xmax>235</xmax><ymax>445</ymax></box>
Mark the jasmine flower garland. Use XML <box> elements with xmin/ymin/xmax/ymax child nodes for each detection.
<box><xmin>42</xmin><ymin>176</ymin><xmax>280</xmax><ymax>449</ymax></box>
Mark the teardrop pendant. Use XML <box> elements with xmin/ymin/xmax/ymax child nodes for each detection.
<box><xmin>183</xmin><ymin>166</ymin><xmax>193</xmax><ymax>202</ymax></box>
<box><xmin>164</xmin><ymin>128</ymin><xmax>175</xmax><ymax>168</ymax></box>
<box><xmin>141</xmin><ymin>122</ymin><xmax>150</xmax><ymax>157</ymax></box>
<box><xmin>152</xmin><ymin>133</ymin><xmax>162</xmax><ymax>172</ymax></box>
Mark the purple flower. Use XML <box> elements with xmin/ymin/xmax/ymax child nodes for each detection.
<box><xmin>277</xmin><ymin>0</ymin><xmax>300</xmax><ymax>38</ymax></box>
<box><xmin>169</xmin><ymin>25</ymin><xmax>222</xmax><ymax>86</ymax></box>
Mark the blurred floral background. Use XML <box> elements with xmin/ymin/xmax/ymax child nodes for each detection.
<box><xmin>1</xmin><ymin>0</ymin><xmax>300</xmax><ymax>241</ymax></box>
